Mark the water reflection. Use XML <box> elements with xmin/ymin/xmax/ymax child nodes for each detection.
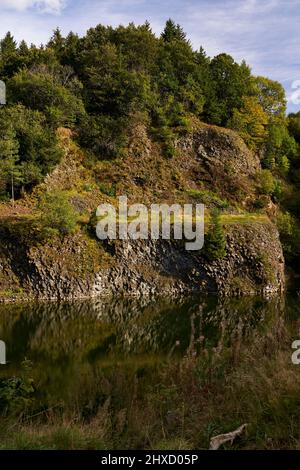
<box><xmin>0</xmin><ymin>295</ymin><xmax>287</xmax><ymax>404</ymax></box>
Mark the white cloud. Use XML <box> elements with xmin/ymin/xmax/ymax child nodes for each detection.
<box><xmin>183</xmin><ymin>0</ymin><xmax>299</xmax><ymax>78</ymax></box>
<box><xmin>0</xmin><ymin>0</ymin><xmax>66</xmax><ymax>14</ymax></box>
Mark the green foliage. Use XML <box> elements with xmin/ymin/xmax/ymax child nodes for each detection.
<box><xmin>0</xmin><ymin>119</ymin><xmax>20</xmax><ymax>199</ymax></box>
<box><xmin>288</xmin><ymin>112</ymin><xmax>300</xmax><ymax>143</ymax></box>
<box><xmin>256</xmin><ymin>169</ymin><xmax>282</xmax><ymax>201</ymax></box>
<box><xmin>0</xmin><ymin>22</ymin><xmax>292</xmax><ymax>166</ymax></box>
<box><xmin>98</xmin><ymin>182</ymin><xmax>117</xmax><ymax>197</ymax></box>
<box><xmin>254</xmin><ymin>76</ymin><xmax>286</xmax><ymax>118</ymax></box>
<box><xmin>204</xmin><ymin>210</ymin><xmax>227</xmax><ymax>261</ymax></box>
<box><xmin>276</xmin><ymin>211</ymin><xmax>300</xmax><ymax>264</ymax></box>
<box><xmin>276</xmin><ymin>210</ymin><xmax>295</xmax><ymax>238</ymax></box>
<box><xmin>258</xmin><ymin>170</ymin><xmax>277</xmax><ymax>195</ymax></box>
<box><xmin>229</xmin><ymin>96</ymin><xmax>268</xmax><ymax>150</ymax></box>
<box><xmin>78</xmin><ymin>114</ymin><xmax>128</xmax><ymax>159</ymax></box>
<box><xmin>8</xmin><ymin>65</ymin><xmax>85</xmax><ymax>127</ymax></box>
<box><xmin>0</xmin><ymin>22</ymin><xmax>300</xmax><ymax>261</ymax></box>
<box><xmin>0</xmin><ymin>105</ymin><xmax>63</xmax><ymax>196</ymax></box>
<box><xmin>273</xmin><ymin>179</ymin><xmax>283</xmax><ymax>202</ymax></box>
<box><xmin>186</xmin><ymin>189</ymin><xmax>229</xmax><ymax>209</ymax></box>
<box><xmin>263</xmin><ymin>120</ymin><xmax>297</xmax><ymax>172</ymax></box>
<box><xmin>37</xmin><ymin>191</ymin><xmax>78</xmax><ymax>238</ymax></box>
<box><xmin>86</xmin><ymin>208</ymin><xmax>98</xmax><ymax>237</ymax></box>
<box><xmin>204</xmin><ymin>55</ymin><xmax>252</xmax><ymax>126</ymax></box>
<box><xmin>0</xmin><ymin>361</ymin><xmax>35</xmax><ymax>416</ymax></box>
<box><xmin>161</xmin><ymin>19</ymin><xmax>187</xmax><ymax>43</ymax></box>
<box><xmin>151</xmin><ymin>124</ymin><xmax>177</xmax><ymax>158</ymax></box>
<box><xmin>0</xmin><ymin>32</ymin><xmax>17</xmax><ymax>56</ymax></box>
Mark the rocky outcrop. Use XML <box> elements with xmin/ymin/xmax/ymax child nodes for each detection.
<box><xmin>93</xmin><ymin>221</ymin><xmax>284</xmax><ymax>297</ymax></box>
<box><xmin>0</xmin><ymin>230</ymin><xmax>100</xmax><ymax>301</ymax></box>
<box><xmin>174</xmin><ymin>122</ymin><xmax>261</xmax><ymax>204</ymax></box>
<box><xmin>0</xmin><ymin>220</ymin><xmax>284</xmax><ymax>301</ymax></box>
<box><xmin>177</xmin><ymin>123</ymin><xmax>260</xmax><ymax>179</ymax></box>
<box><xmin>98</xmin><ymin>121</ymin><xmax>261</xmax><ymax>208</ymax></box>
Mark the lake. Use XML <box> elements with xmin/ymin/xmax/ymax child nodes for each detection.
<box><xmin>0</xmin><ymin>294</ymin><xmax>297</xmax><ymax>410</ymax></box>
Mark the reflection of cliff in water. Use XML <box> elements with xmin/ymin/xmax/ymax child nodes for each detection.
<box><xmin>92</xmin><ymin>295</ymin><xmax>284</xmax><ymax>355</ymax></box>
<box><xmin>0</xmin><ymin>295</ymin><xmax>285</xmax><ymax>364</ymax></box>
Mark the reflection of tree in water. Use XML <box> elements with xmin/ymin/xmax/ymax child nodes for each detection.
<box><xmin>0</xmin><ymin>302</ymin><xmax>114</xmax><ymax>362</ymax></box>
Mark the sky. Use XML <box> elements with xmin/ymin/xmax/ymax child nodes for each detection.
<box><xmin>0</xmin><ymin>0</ymin><xmax>299</xmax><ymax>113</ymax></box>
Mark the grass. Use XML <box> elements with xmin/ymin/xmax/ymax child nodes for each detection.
<box><xmin>0</xmin><ymin>423</ymin><xmax>108</xmax><ymax>450</ymax></box>
<box><xmin>220</xmin><ymin>213</ymin><xmax>270</xmax><ymax>225</ymax></box>
<box><xmin>91</xmin><ymin>209</ymin><xmax>268</xmax><ymax>228</ymax></box>
<box><xmin>186</xmin><ymin>189</ymin><xmax>230</xmax><ymax>209</ymax></box>
<box><xmin>0</xmin><ymin>288</ymin><xmax>24</xmax><ymax>301</ymax></box>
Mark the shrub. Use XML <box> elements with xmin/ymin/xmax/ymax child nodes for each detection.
<box><xmin>0</xmin><ymin>361</ymin><xmax>35</xmax><ymax>416</ymax></box>
<box><xmin>276</xmin><ymin>210</ymin><xmax>300</xmax><ymax>264</ymax></box>
<box><xmin>273</xmin><ymin>180</ymin><xmax>283</xmax><ymax>202</ymax></box>
<box><xmin>258</xmin><ymin>169</ymin><xmax>276</xmax><ymax>196</ymax></box>
<box><xmin>204</xmin><ymin>209</ymin><xmax>227</xmax><ymax>260</ymax></box>
<box><xmin>276</xmin><ymin>211</ymin><xmax>294</xmax><ymax>237</ymax></box>
<box><xmin>37</xmin><ymin>191</ymin><xmax>78</xmax><ymax>237</ymax></box>
<box><xmin>98</xmin><ymin>182</ymin><xmax>116</xmax><ymax>197</ymax></box>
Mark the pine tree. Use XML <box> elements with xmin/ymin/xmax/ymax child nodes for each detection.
<box><xmin>18</xmin><ymin>40</ymin><xmax>29</xmax><ymax>56</ymax></box>
<box><xmin>204</xmin><ymin>210</ymin><xmax>227</xmax><ymax>260</ymax></box>
<box><xmin>0</xmin><ymin>123</ymin><xmax>20</xmax><ymax>202</ymax></box>
<box><xmin>0</xmin><ymin>32</ymin><xmax>17</xmax><ymax>57</ymax></box>
<box><xmin>47</xmin><ymin>28</ymin><xmax>65</xmax><ymax>57</ymax></box>
<box><xmin>161</xmin><ymin>19</ymin><xmax>187</xmax><ymax>42</ymax></box>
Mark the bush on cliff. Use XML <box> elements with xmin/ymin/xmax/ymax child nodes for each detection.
<box><xmin>204</xmin><ymin>209</ymin><xmax>227</xmax><ymax>261</ymax></box>
<box><xmin>37</xmin><ymin>191</ymin><xmax>78</xmax><ymax>238</ymax></box>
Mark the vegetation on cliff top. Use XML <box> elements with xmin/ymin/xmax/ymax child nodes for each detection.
<box><xmin>0</xmin><ymin>21</ymin><xmax>298</xmax><ymax>188</ymax></box>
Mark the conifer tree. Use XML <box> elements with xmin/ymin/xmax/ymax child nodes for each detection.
<box><xmin>204</xmin><ymin>210</ymin><xmax>227</xmax><ymax>260</ymax></box>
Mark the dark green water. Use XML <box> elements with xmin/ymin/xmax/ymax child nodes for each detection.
<box><xmin>0</xmin><ymin>294</ymin><xmax>298</xmax><ymax>408</ymax></box>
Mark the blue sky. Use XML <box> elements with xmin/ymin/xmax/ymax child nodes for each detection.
<box><xmin>0</xmin><ymin>0</ymin><xmax>299</xmax><ymax>113</ymax></box>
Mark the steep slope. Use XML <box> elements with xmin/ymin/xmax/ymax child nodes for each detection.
<box><xmin>0</xmin><ymin>122</ymin><xmax>284</xmax><ymax>301</ymax></box>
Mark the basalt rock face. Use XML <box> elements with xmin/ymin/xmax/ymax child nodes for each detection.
<box><xmin>0</xmin><ymin>230</ymin><xmax>95</xmax><ymax>301</ymax></box>
<box><xmin>99</xmin><ymin>121</ymin><xmax>261</xmax><ymax>208</ymax></box>
<box><xmin>0</xmin><ymin>220</ymin><xmax>284</xmax><ymax>301</ymax></box>
<box><xmin>178</xmin><ymin>123</ymin><xmax>260</xmax><ymax>177</ymax></box>
<box><xmin>0</xmin><ymin>218</ymin><xmax>284</xmax><ymax>299</ymax></box>
<box><xmin>93</xmin><ymin>222</ymin><xmax>285</xmax><ymax>298</ymax></box>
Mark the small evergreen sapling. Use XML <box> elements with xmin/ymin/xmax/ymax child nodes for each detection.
<box><xmin>204</xmin><ymin>209</ymin><xmax>227</xmax><ymax>260</ymax></box>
